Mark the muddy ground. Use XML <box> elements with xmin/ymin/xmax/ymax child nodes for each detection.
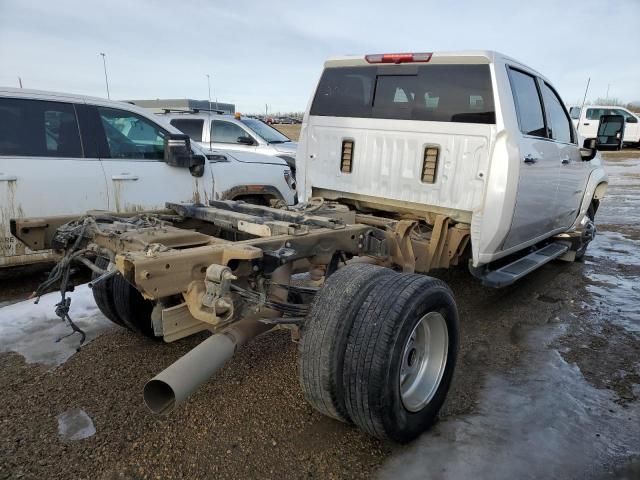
<box><xmin>0</xmin><ymin>150</ymin><xmax>639</xmax><ymax>479</ymax></box>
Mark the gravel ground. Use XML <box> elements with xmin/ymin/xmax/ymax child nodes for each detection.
<box><xmin>0</xmin><ymin>150</ymin><xmax>638</xmax><ymax>479</ymax></box>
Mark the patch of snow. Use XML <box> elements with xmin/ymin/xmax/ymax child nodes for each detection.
<box><xmin>57</xmin><ymin>408</ymin><xmax>96</xmax><ymax>441</ymax></box>
<box><xmin>0</xmin><ymin>284</ymin><xmax>113</xmax><ymax>366</ymax></box>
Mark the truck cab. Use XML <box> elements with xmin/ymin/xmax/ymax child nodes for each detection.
<box><xmin>0</xmin><ymin>88</ymin><xmax>296</xmax><ymax>267</ymax></box>
<box><xmin>297</xmin><ymin>51</ymin><xmax>608</xmax><ymax>268</ymax></box>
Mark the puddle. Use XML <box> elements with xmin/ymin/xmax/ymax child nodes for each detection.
<box><xmin>380</xmin><ymin>154</ymin><xmax>640</xmax><ymax>479</ymax></box>
<box><xmin>57</xmin><ymin>408</ymin><xmax>96</xmax><ymax>441</ymax></box>
<box><xmin>0</xmin><ymin>284</ymin><xmax>114</xmax><ymax>366</ymax></box>
<box><xmin>378</xmin><ymin>325</ymin><xmax>640</xmax><ymax>480</ymax></box>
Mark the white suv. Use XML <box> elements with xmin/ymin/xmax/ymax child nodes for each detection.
<box><xmin>0</xmin><ymin>88</ymin><xmax>296</xmax><ymax>268</ymax></box>
<box><xmin>158</xmin><ymin>111</ymin><xmax>298</xmax><ymax>172</ymax></box>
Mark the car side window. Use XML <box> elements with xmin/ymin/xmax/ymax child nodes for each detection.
<box><xmin>169</xmin><ymin>118</ymin><xmax>204</xmax><ymax>142</ymax></box>
<box><xmin>508</xmin><ymin>68</ymin><xmax>546</xmax><ymax>138</ymax></box>
<box><xmin>540</xmin><ymin>83</ymin><xmax>573</xmax><ymax>144</ymax></box>
<box><xmin>97</xmin><ymin>106</ymin><xmax>166</xmax><ymax>160</ymax></box>
<box><xmin>569</xmin><ymin>107</ymin><xmax>581</xmax><ymax>120</ymax></box>
<box><xmin>586</xmin><ymin>108</ymin><xmax>605</xmax><ymax>120</ymax></box>
<box><xmin>612</xmin><ymin>109</ymin><xmax>638</xmax><ymax>123</ymax></box>
<box><xmin>0</xmin><ymin>97</ymin><xmax>82</xmax><ymax>158</ymax></box>
<box><xmin>211</xmin><ymin>120</ymin><xmax>251</xmax><ymax>144</ymax></box>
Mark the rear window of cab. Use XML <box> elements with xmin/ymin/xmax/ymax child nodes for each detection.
<box><xmin>310</xmin><ymin>64</ymin><xmax>495</xmax><ymax>124</ymax></box>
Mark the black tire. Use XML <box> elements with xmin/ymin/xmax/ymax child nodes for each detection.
<box><xmin>575</xmin><ymin>204</ymin><xmax>596</xmax><ymax>261</ymax></box>
<box><xmin>298</xmin><ymin>264</ymin><xmax>397</xmax><ymax>423</ymax></box>
<box><xmin>343</xmin><ymin>274</ymin><xmax>459</xmax><ymax>443</ymax></box>
<box><xmin>91</xmin><ymin>257</ymin><xmax>125</xmax><ymax>327</ymax></box>
<box><xmin>111</xmin><ymin>275</ymin><xmax>158</xmax><ymax>339</ymax></box>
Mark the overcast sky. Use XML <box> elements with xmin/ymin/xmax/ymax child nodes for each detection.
<box><xmin>1</xmin><ymin>0</ymin><xmax>638</xmax><ymax>113</ymax></box>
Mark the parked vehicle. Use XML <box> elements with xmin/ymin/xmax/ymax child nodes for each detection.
<box><xmin>13</xmin><ymin>51</ymin><xmax>610</xmax><ymax>444</ymax></box>
<box><xmin>0</xmin><ymin>88</ymin><xmax>296</xmax><ymax>268</ymax></box>
<box><xmin>158</xmin><ymin>111</ymin><xmax>298</xmax><ymax>172</ymax></box>
<box><xmin>569</xmin><ymin>104</ymin><xmax>640</xmax><ymax>146</ymax></box>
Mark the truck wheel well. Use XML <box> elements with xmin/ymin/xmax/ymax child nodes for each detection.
<box><xmin>233</xmin><ymin>194</ymin><xmax>273</xmax><ymax>206</ymax></box>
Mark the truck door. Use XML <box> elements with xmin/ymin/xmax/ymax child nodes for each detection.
<box><xmin>0</xmin><ymin>97</ymin><xmax>109</xmax><ymax>267</ymax></box>
<box><xmin>614</xmin><ymin>109</ymin><xmax>640</xmax><ymax>143</ymax></box>
<box><xmin>538</xmin><ymin>81</ymin><xmax>590</xmax><ymax>230</ymax></box>
<box><xmin>578</xmin><ymin>107</ymin><xmax>605</xmax><ymax>139</ymax></box>
<box><xmin>89</xmin><ymin>105</ymin><xmax>212</xmax><ymax>211</ymax></box>
<box><xmin>502</xmin><ymin>68</ymin><xmax>559</xmax><ymax>250</ymax></box>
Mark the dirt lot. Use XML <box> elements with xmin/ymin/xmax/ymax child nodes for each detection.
<box><xmin>273</xmin><ymin>123</ymin><xmax>301</xmax><ymax>141</ymax></box>
<box><xmin>0</xmin><ymin>149</ymin><xmax>639</xmax><ymax>479</ymax></box>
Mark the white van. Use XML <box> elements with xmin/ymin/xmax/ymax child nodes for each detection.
<box><xmin>569</xmin><ymin>105</ymin><xmax>640</xmax><ymax>146</ymax></box>
<box><xmin>0</xmin><ymin>88</ymin><xmax>296</xmax><ymax>268</ymax></box>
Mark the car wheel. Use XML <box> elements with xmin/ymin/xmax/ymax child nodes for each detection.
<box><xmin>343</xmin><ymin>273</ymin><xmax>459</xmax><ymax>442</ymax></box>
<box><xmin>298</xmin><ymin>263</ymin><xmax>397</xmax><ymax>423</ymax></box>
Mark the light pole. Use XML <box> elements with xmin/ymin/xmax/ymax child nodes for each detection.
<box><xmin>99</xmin><ymin>52</ymin><xmax>110</xmax><ymax>99</ymax></box>
<box><xmin>606</xmin><ymin>83</ymin><xmax>610</xmax><ymax>100</ymax></box>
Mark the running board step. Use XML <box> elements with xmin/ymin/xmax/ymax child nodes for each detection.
<box><xmin>481</xmin><ymin>243</ymin><xmax>569</xmax><ymax>288</ymax></box>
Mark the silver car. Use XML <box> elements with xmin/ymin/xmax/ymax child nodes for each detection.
<box><xmin>159</xmin><ymin>111</ymin><xmax>298</xmax><ymax>172</ymax></box>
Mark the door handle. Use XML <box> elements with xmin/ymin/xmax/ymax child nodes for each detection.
<box><xmin>0</xmin><ymin>174</ymin><xmax>17</xmax><ymax>181</ymax></box>
<box><xmin>561</xmin><ymin>157</ymin><xmax>570</xmax><ymax>165</ymax></box>
<box><xmin>523</xmin><ymin>155</ymin><xmax>537</xmax><ymax>164</ymax></box>
<box><xmin>583</xmin><ymin>123</ymin><xmax>590</xmax><ymax>126</ymax></box>
<box><xmin>111</xmin><ymin>174</ymin><xmax>139</xmax><ymax>181</ymax></box>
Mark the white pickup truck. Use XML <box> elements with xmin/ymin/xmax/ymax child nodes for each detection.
<box><xmin>569</xmin><ymin>104</ymin><xmax>640</xmax><ymax>146</ymax></box>
<box><xmin>0</xmin><ymin>88</ymin><xmax>297</xmax><ymax>268</ymax></box>
<box><xmin>12</xmin><ymin>50</ymin><xmax>610</xmax><ymax>443</ymax></box>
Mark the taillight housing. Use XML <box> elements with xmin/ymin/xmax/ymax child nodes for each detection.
<box><xmin>421</xmin><ymin>146</ymin><xmax>439</xmax><ymax>184</ymax></box>
<box><xmin>365</xmin><ymin>52</ymin><xmax>432</xmax><ymax>64</ymax></box>
<box><xmin>341</xmin><ymin>139</ymin><xmax>354</xmax><ymax>173</ymax></box>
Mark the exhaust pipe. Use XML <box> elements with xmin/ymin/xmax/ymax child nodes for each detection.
<box><xmin>143</xmin><ymin>320</ymin><xmax>271</xmax><ymax>415</ymax></box>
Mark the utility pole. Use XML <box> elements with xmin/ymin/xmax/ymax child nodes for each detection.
<box><xmin>606</xmin><ymin>83</ymin><xmax>610</xmax><ymax>100</ymax></box>
<box><xmin>99</xmin><ymin>53</ymin><xmax>110</xmax><ymax>99</ymax></box>
<box><xmin>17</xmin><ymin>77</ymin><xmax>22</xmax><ymax>88</ymax></box>
<box><xmin>265</xmin><ymin>104</ymin><xmax>268</xmax><ymax>118</ymax></box>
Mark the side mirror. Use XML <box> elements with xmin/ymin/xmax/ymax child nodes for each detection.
<box><xmin>164</xmin><ymin>133</ymin><xmax>205</xmax><ymax>177</ymax></box>
<box><xmin>580</xmin><ymin>138</ymin><xmax>597</xmax><ymax>161</ymax></box>
<box><xmin>626</xmin><ymin>116</ymin><xmax>638</xmax><ymax>124</ymax></box>
<box><xmin>595</xmin><ymin>114</ymin><xmax>625</xmax><ymax>151</ymax></box>
<box><xmin>237</xmin><ymin>136</ymin><xmax>254</xmax><ymax>146</ymax></box>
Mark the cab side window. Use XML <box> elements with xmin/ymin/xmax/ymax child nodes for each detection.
<box><xmin>97</xmin><ymin>107</ymin><xmax>166</xmax><ymax>160</ymax></box>
<box><xmin>540</xmin><ymin>83</ymin><xmax>574</xmax><ymax>144</ymax></box>
<box><xmin>169</xmin><ymin>119</ymin><xmax>204</xmax><ymax>142</ymax></box>
<box><xmin>586</xmin><ymin>108</ymin><xmax>605</xmax><ymax>120</ymax></box>
<box><xmin>0</xmin><ymin>98</ymin><xmax>82</xmax><ymax>158</ymax></box>
<box><xmin>613</xmin><ymin>109</ymin><xmax>638</xmax><ymax>124</ymax></box>
<box><xmin>211</xmin><ymin>120</ymin><xmax>251</xmax><ymax>144</ymax></box>
<box><xmin>508</xmin><ymin>68</ymin><xmax>546</xmax><ymax>138</ymax></box>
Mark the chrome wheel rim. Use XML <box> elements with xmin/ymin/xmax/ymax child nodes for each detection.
<box><xmin>399</xmin><ymin>311</ymin><xmax>449</xmax><ymax>412</ymax></box>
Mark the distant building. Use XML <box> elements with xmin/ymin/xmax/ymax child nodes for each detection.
<box><xmin>128</xmin><ymin>98</ymin><xmax>235</xmax><ymax>114</ymax></box>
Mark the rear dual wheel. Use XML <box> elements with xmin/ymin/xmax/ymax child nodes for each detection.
<box><xmin>91</xmin><ymin>257</ymin><xmax>158</xmax><ymax>340</ymax></box>
<box><xmin>299</xmin><ymin>264</ymin><xmax>459</xmax><ymax>442</ymax></box>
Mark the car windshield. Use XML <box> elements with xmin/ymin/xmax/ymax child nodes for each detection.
<box><xmin>240</xmin><ymin>118</ymin><xmax>291</xmax><ymax>143</ymax></box>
